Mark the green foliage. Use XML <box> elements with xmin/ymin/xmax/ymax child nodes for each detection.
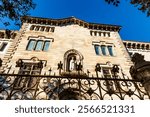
<box><xmin>131</xmin><ymin>0</ymin><xmax>150</xmax><ymax>16</ymax></box>
<box><xmin>105</xmin><ymin>0</ymin><xmax>150</xmax><ymax>16</ymax></box>
<box><xmin>0</xmin><ymin>0</ymin><xmax>36</xmax><ymax>26</ymax></box>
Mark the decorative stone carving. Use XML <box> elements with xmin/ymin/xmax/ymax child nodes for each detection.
<box><xmin>64</xmin><ymin>49</ymin><xmax>83</xmax><ymax>72</ymax></box>
<box><xmin>69</xmin><ymin>57</ymin><xmax>76</xmax><ymax>71</ymax></box>
<box><xmin>130</xmin><ymin>53</ymin><xmax>150</xmax><ymax>94</ymax></box>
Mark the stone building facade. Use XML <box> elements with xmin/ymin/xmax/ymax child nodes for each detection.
<box><xmin>1</xmin><ymin>16</ymin><xmax>132</xmax><ymax>77</ymax></box>
<box><xmin>0</xmin><ymin>30</ymin><xmax>17</xmax><ymax>59</ymax></box>
<box><xmin>0</xmin><ymin>16</ymin><xmax>149</xmax><ymax>100</ymax></box>
<box><xmin>123</xmin><ymin>40</ymin><xmax>150</xmax><ymax>61</ymax></box>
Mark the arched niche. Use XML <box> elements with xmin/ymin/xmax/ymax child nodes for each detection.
<box><xmin>64</xmin><ymin>49</ymin><xmax>84</xmax><ymax>72</ymax></box>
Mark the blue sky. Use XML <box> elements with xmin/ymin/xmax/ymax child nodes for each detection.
<box><xmin>1</xmin><ymin>0</ymin><xmax>150</xmax><ymax>42</ymax></box>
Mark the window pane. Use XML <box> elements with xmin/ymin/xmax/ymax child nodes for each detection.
<box><xmin>103</xmin><ymin>69</ymin><xmax>111</xmax><ymax>78</ymax></box>
<box><xmin>43</xmin><ymin>41</ymin><xmax>50</xmax><ymax>51</ymax></box>
<box><xmin>35</xmin><ymin>40</ymin><xmax>43</xmax><ymax>50</ymax></box>
<box><xmin>101</xmin><ymin>45</ymin><xmax>106</xmax><ymax>55</ymax></box>
<box><xmin>0</xmin><ymin>43</ymin><xmax>7</xmax><ymax>51</ymax></box>
<box><xmin>26</xmin><ymin>40</ymin><xmax>35</xmax><ymax>50</ymax></box>
<box><xmin>108</xmin><ymin>46</ymin><xmax>113</xmax><ymax>56</ymax></box>
<box><xmin>94</xmin><ymin>45</ymin><xmax>100</xmax><ymax>55</ymax></box>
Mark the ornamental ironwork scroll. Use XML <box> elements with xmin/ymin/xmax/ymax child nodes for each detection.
<box><xmin>0</xmin><ymin>73</ymin><xmax>149</xmax><ymax>100</ymax></box>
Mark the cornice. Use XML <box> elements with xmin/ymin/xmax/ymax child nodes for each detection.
<box><xmin>21</xmin><ymin>16</ymin><xmax>121</xmax><ymax>32</ymax></box>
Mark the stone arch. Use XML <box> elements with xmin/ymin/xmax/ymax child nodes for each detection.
<box><xmin>58</xmin><ymin>88</ymin><xmax>87</xmax><ymax>100</ymax></box>
<box><xmin>127</xmin><ymin>43</ymin><xmax>131</xmax><ymax>48</ymax></box>
<box><xmin>30</xmin><ymin>57</ymin><xmax>40</xmax><ymax>62</ymax></box>
<box><xmin>137</xmin><ymin>44</ymin><xmax>140</xmax><ymax>49</ymax></box>
<box><xmin>47</xmin><ymin>82</ymin><xmax>91</xmax><ymax>100</ymax></box>
<box><xmin>146</xmin><ymin>44</ymin><xmax>149</xmax><ymax>50</ymax></box>
<box><xmin>141</xmin><ymin>44</ymin><xmax>145</xmax><ymax>49</ymax></box>
<box><xmin>132</xmin><ymin>43</ymin><xmax>136</xmax><ymax>49</ymax></box>
<box><xmin>64</xmin><ymin>49</ymin><xmax>84</xmax><ymax>71</ymax></box>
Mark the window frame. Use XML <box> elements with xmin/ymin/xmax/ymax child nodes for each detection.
<box><xmin>26</xmin><ymin>38</ymin><xmax>52</xmax><ymax>52</ymax></box>
<box><xmin>94</xmin><ymin>45</ymin><xmax>100</xmax><ymax>55</ymax></box>
<box><xmin>0</xmin><ymin>42</ymin><xmax>8</xmax><ymax>52</ymax></box>
<box><xmin>101</xmin><ymin>66</ymin><xmax>120</xmax><ymax>92</ymax></box>
<box><xmin>101</xmin><ymin>45</ymin><xmax>107</xmax><ymax>56</ymax></box>
<box><xmin>102</xmin><ymin>67</ymin><xmax>114</xmax><ymax>78</ymax></box>
<box><xmin>93</xmin><ymin>43</ymin><xmax>115</xmax><ymax>57</ymax></box>
<box><xmin>107</xmin><ymin>46</ymin><xmax>114</xmax><ymax>56</ymax></box>
<box><xmin>15</xmin><ymin>62</ymin><xmax>43</xmax><ymax>88</ymax></box>
<box><xmin>26</xmin><ymin>39</ymin><xmax>36</xmax><ymax>51</ymax></box>
<box><xmin>20</xmin><ymin>62</ymin><xmax>42</xmax><ymax>75</ymax></box>
<box><xmin>34</xmin><ymin>40</ymin><xmax>44</xmax><ymax>51</ymax></box>
<box><xmin>43</xmin><ymin>40</ymin><xmax>50</xmax><ymax>51</ymax></box>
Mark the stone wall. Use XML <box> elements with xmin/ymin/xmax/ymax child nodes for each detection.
<box><xmin>123</xmin><ymin>40</ymin><xmax>150</xmax><ymax>61</ymax></box>
<box><xmin>5</xmin><ymin>22</ymin><xmax>132</xmax><ymax>78</ymax></box>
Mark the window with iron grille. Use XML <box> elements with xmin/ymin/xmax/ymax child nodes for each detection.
<box><xmin>14</xmin><ymin>62</ymin><xmax>43</xmax><ymax>88</ymax></box>
<box><xmin>19</xmin><ymin>63</ymin><xmax>42</xmax><ymax>75</ymax></box>
<box><xmin>102</xmin><ymin>68</ymin><xmax>115</xmax><ymax>78</ymax></box>
<box><xmin>102</xmin><ymin>67</ymin><xmax>119</xmax><ymax>92</ymax></box>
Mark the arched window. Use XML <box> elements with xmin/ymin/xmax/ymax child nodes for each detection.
<box><xmin>101</xmin><ymin>45</ymin><xmax>106</xmax><ymax>55</ymax></box>
<box><xmin>127</xmin><ymin>43</ymin><xmax>131</xmax><ymax>48</ymax></box>
<box><xmin>107</xmin><ymin>46</ymin><xmax>113</xmax><ymax>56</ymax></box>
<box><xmin>26</xmin><ymin>39</ymin><xmax>36</xmax><ymax>50</ymax></box>
<box><xmin>35</xmin><ymin>40</ymin><xmax>43</xmax><ymax>51</ymax></box>
<box><xmin>43</xmin><ymin>41</ymin><xmax>50</xmax><ymax>51</ymax></box>
<box><xmin>132</xmin><ymin>43</ymin><xmax>136</xmax><ymax>49</ymax></box>
<box><xmin>30</xmin><ymin>25</ymin><xmax>35</xmax><ymax>30</ymax></box>
<box><xmin>141</xmin><ymin>44</ymin><xmax>145</xmax><ymax>49</ymax></box>
<box><xmin>94</xmin><ymin>45</ymin><xmax>100</xmax><ymax>55</ymax></box>
<box><xmin>137</xmin><ymin>44</ymin><xmax>140</xmax><ymax>49</ymax></box>
<box><xmin>146</xmin><ymin>45</ymin><xmax>149</xmax><ymax>50</ymax></box>
<box><xmin>26</xmin><ymin>39</ymin><xmax>52</xmax><ymax>51</ymax></box>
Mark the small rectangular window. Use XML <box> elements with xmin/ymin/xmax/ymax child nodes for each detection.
<box><xmin>108</xmin><ymin>46</ymin><xmax>113</xmax><ymax>56</ymax></box>
<box><xmin>94</xmin><ymin>45</ymin><xmax>100</xmax><ymax>55</ymax></box>
<box><xmin>0</xmin><ymin>43</ymin><xmax>7</xmax><ymax>51</ymax></box>
<box><xmin>43</xmin><ymin>41</ymin><xmax>50</xmax><ymax>51</ymax></box>
<box><xmin>101</xmin><ymin>45</ymin><xmax>106</xmax><ymax>55</ymax></box>
<box><xmin>26</xmin><ymin>40</ymin><xmax>36</xmax><ymax>51</ymax></box>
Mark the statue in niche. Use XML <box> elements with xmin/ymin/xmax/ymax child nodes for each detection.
<box><xmin>69</xmin><ymin>57</ymin><xmax>76</xmax><ymax>71</ymax></box>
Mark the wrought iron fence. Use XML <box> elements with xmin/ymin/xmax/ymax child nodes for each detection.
<box><xmin>0</xmin><ymin>73</ymin><xmax>149</xmax><ymax>100</ymax></box>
